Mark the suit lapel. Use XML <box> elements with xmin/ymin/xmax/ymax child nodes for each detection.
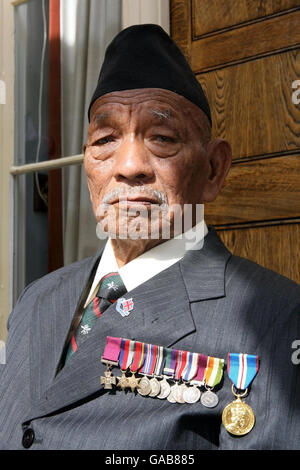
<box><xmin>27</xmin><ymin>261</ymin><xmax>196</xmax><ymax>417</ymax></box>
<box><xmin>180</xmin><ymin>228</ymin><xmax>231</xmax><ymax>301</ymax></box>
<box><xmin>25</xmin><ymin>229</ymin><xmax>231</xmax><ymax>420</ymax></box>
<box><xmin>28</xmin><ymin>251</ymin><xmax>101</xmax><ymax>406</ymax></box>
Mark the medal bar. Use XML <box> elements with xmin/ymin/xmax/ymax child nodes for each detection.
<box><xmin>100</xmin><ymin>336</ymin><xmax>259</xmax><ymax>435</ymax></box>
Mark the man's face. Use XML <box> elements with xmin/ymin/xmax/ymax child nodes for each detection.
<box><xmin>84</xmin><ymin>88</ymin><xmax>218</xmax><ymax>240</ymax></box>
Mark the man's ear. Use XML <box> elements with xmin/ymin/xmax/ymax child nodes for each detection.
<box><xmin>202</xmin><ymin>138</ymin><xmax>232</xmax><ymax>203</ymax></box>
<box><xmin>83</xmin><ymin>143</ymin><xmax>87</xmax><ymax>153</ymax></box>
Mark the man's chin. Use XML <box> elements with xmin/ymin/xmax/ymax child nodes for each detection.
<box><xmin>95</xmin><ymin>217</ymin><xmax>173</xmax><ymax>241</ymax></box>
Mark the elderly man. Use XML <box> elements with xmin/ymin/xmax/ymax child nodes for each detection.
<box><xmin>0</xmin><ymin>25</ymin><xmax>299</xmax><ymax>451</ymax></box>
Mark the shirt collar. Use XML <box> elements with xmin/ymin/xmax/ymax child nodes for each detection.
<box><xmin>84</xmin><ymin>219</ymin><xmax>208</xmax><ymax>306</ymax></box>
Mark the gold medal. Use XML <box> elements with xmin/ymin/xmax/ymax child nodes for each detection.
<box><xmin>222</xmin><ymin>386</ymin><xmax>255</xmax><ymax>436</ymax></box>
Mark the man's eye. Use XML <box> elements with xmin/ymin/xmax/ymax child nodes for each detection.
<box><xmin>93</xmin><ymin>136</ymin><xmax>114</xmax><ymax>146</ymax></box>
<box><xmin>153</xmin><ymin>135</ymin><xmax>175</xmax><ymax>143</ymax></box>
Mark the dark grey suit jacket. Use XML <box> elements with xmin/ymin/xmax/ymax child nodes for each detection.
<box><xmin>0</xmin><ymin>229</ymin><xmax>299</xmax><ymax>450</ymax></box>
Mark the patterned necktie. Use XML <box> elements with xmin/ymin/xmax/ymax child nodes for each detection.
<box><xmin>65</xmin><ymin>272</ymin><xmax>127</xmax><ymax>363</ymax></box>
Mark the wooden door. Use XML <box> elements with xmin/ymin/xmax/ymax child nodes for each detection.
<box><xmin>170</xmin><ymin>0</ymin><xmax>300</xmax><ymax>284</ymax></box>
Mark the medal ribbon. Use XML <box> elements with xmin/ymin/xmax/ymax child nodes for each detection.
<box><xmin>102</xmin><ymin>336</ymin><xmax>122</xmax><ymax>363</ymax></box>
<box><xmin>182</xmin><ymin>352</ymin><xmax>199</xmax><ymax>382</ymax></box>
<box><xmin>204</xmin><ymin>356</ymin><xmax>224</xmax><ymax>387</ymax></box>
<box><xmin>228</xmin><ymin>353</ymin><xmax>259</xmax><ymax>390</ymax></box>
<box><xmin>163</xmin><ymin>348</ymin><xmax>177</xmax><ymax>377</ymax></box>
<box><xmin>119</xmin><ymin>338</ymin><xmax>135</xmax><ymax>371</ymax></box>
<box><xmin>130</xmin><ymin>341</ymin><xmax>146</xmax><ymax>373</ymax></box>
<box><xmin>139</xmin><ymin>343</ymin><xmax>149</xmax><ymax>374</ymax></box>
<box><xmin>193</xmin><ymin>354</ymin><xmax>208</xmax><ymax>382</ymax></box>
<box><xmin>140</xmin><ymin>343</ymin><xmax>158</xmax><ymax>376</ymax></box>
<box><xmin>153</xmin><ymin>346</ymin><xmax>165</xmax><ymax>376</ymax></box>
<box><xmin>174</xmin><ymin>350</ymin><xmax>188</xmax><ymax>381</ymax></box>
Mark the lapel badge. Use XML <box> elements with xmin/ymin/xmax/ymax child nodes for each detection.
<box><xmin>116</xmin><ymin>297</ymin><xmax>134</xmax><ymax>317</ymax></box>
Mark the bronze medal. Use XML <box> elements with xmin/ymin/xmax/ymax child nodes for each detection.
<box><xmin>117</xmin><ymin>370</ymin><xmax>129</xmax><ymax>391</ymax></box>
<box><xmin>127</xmin><ymin>372</ymin><xmax>140</xmax><ymax>392</ymax></box>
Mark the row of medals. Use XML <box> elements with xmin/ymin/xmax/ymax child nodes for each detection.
<box><xmin>102</xmin><ymin>366</ymin><xmax>219</xmax><ymax>407</ymax></box>
<box><xmin>102</xmin><ymin>365</ymin><xmax>256</xmax><ymax>435</ymax></box>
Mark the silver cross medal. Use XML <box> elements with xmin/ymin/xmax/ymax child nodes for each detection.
<box><xmin>100</xmin><ymin>358</ymin><xmax>119</xmax><ymax>390</ymax></box>
<box><xmin>100</xmin><ymin>367</ymin><xmax>117</xmax><ymax>390</ymax></box>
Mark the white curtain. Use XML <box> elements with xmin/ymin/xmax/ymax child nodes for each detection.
<box><xmin>60</xmin><ymin>0</ymin><xmax>122</xmax><ymax>265</ymax></box>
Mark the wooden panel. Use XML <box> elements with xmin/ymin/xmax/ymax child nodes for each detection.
<box><xmin>171</xmin><ymin>1</ymin><xmax>300</xmax><ymax>284</ymax></box>
<box><xmin>193</xmin><ymin>0</ymin><xmax>300</xmax><ymax>37</ymax></box>
<box><xmin>205</xmin><ymin>155</ymin><xmax>300</xmax><ymax>225</ymax></box>
<box><xmin>191</xmin><ymin>9</ymin><xmax>300</xmax><ymax>72</ymax></box>
<box><xmin>170</xmin><ymin>0</ymin><xmax>192</xmax><ymax>62</ymax></box>
<box><xmin>218</xmin><ymin>223</ymin><xmax>300</xmax><ymax>284</ymax></box>
<box><xmin>198</xmin><ymin>50</ymin><xmax>300</xmax><ymax>160</ymax></box>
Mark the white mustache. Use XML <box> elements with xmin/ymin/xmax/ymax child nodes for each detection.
<box><xmin>101</xmin><ymin>186</ymin><xmax>168</xmax><ymax>206</ymax></box>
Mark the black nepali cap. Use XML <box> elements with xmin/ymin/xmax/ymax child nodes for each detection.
<box><xmin>88</xmin><ymin>24</ymin><xmax>211</xmax><ymax>124</ymax></box>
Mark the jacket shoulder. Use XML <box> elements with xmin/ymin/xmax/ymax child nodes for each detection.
<box><xmin>26</xmin><ymin>255</ymin><xmax>98</xmax><ymax>293</ymax></box>
<box><xmin>227</xmin><ymin>253</ymin><xmax>300</xmax><ymax>303</ymax></box>
<box><xmin>7</xmin><ymin>253</ymin><xmax>101</xmax><ymax>330</ymax></box>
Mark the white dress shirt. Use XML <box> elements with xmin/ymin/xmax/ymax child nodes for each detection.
<box><xmin>84</xmin><ymin>220</ymin><xmax>208</xmax><ymax>307</ymax></box>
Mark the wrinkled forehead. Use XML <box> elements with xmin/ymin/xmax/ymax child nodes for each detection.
<box><xmin>88</xmin><ymin>88</ymin><xmax>199</xmax><ymax>128</ymax></box>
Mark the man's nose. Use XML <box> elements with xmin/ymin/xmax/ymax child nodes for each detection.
<box><xmin>113</xmin><ymin>135</ymin><xmax>155</xmax><ymax>183</ymax></box>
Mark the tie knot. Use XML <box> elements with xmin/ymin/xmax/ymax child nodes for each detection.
<box><xmin>97</xmin><ymin>272</ymin><xmax>127</xmax><ymax>301</ymax></box>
